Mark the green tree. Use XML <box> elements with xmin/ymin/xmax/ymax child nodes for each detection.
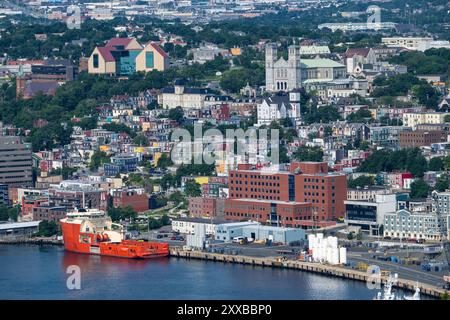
<box><xmin>89</xmin><ymin>151</ymin><xmax>110</xmax><ymax>170</ymax></box>
<box><xmin>220</xmin><ymin>67</ymin><xmax>264</xmax><ymax>93</ymax></box>
<box><xmin>445</xmin><ymin>155</ymin><xmax>450</xmax><ymax>170</ymax></box>
<box><xmin>133</xmin><ymin>134</ymin><xmax>150</xmax><ymax>146</ymax></box>
<box><xmin>348</xmin><ymin>175</ymin><xmax>375</xmax><ymax>188</ymax></box>
<box><xmin>184</xmin><ymin>179</ymin><xmax>202</xmax><ymax>197</ymax></box>
<box><xmin>293</xmin><ymin>146</ymin><xmax>323</xmax><ymax>162</ymax></box>
<box><xmin>102</xmin><ymin>123</ymin><xmax>136</xmax><ymax>137</ymax></box>
<box><xmin>76</xmin><ymin>117</ymin><xmax>97</xmax><ymax>130</ymax></box>
<box><xmin>107</xmin><ymin>206</ymin><xmax>137</xmax><ymax>222</ymax></box>
<box><xmin>358</xmin><ymin>148</ymin><xmax>428</xmax><ymax>177</ymax></box>
<box><xmin>36</xmin><ymin>221</ymin><xmax>60</xmax><ymax>237</ymax></box>
<box><xmin>434</xmin><ymin>176</ymin><xmax>449</xmax><ymax>192</ymax></box>
<box><xmin>168</xmin><ymin>191</ymin><xmax>186</xmax><ymax>204</ymax></box>
<box><xmin>410</xmin><ymin>179</ymin><xmax>430</xmax><ymax>199</ymax></box>
<box><xmin>428</xmin><ymin>157</ymin><xmax>444</xmax><ymax>171</ymax></box>
<box><xmin>0</xmin><ymin>205</ymin><xmax>9</xmax><ymax>221</ymax></box>
<box><xmin>168</xmin><ymin>106</ymin><xmax>184</xmax><ymax>124</ymax></box>
<box><xmin>157</xmin><ymin>153</ymin><xmax>173</xmax><ymax>169</ymax></box>
<box><xmin>160</xmin><ymin>214</ymin><xmax>170</xmax><ymax>226</ymax></box>
<box><xmin>0</xmin><ymin>205</ymin><xmax>20</xmax><ymax>222</ymax></box>
<box><xmin>346</xmin><ymin>109</ymin><xmax>373</xmax><ymax>123</ymax></box>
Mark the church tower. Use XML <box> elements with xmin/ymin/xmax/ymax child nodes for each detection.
<box><xmin>16</xmin><ymin>65</ymin><xmax>28</xmax><ymax>99</ymax></box>
<box><xmin>265</xmin><ymin>43</ymin><xmax>277</xmax><ymax>92</ymax></box>
<box><xmin>287</xmin><ymin>44</ymin><xmax>301</xmax><ymax>90</ymax></box>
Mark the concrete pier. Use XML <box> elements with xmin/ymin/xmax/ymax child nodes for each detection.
<box><xmin>170</xmin><ymin>248</ymin><xmax>446</xmax><ymax>298</ymax></box>
<box><xmin>0</xmin><ymin>238</ymin><xmax>63</xmax><ymax>245</ymax></box>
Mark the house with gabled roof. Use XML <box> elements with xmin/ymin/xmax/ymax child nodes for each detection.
<box><xmin>88</xmin><ymin>38</ymin><xmax>169</xmax><ymax>76</ymax></box>
<box><xmin>136</xmin><ymin>42</ymin><xmax>170</xmax><ymax>73</ymax></box>
<box><xmin>345</xmin><ymin>48</ymin><xmax>377</xmax><ymax>75</ymax></box>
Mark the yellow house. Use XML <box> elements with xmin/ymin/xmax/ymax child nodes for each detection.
<box><xmin>153</xmin><ymin>152</ymin><xmax>162</xmax><ymax>165</ymax></box>
<box><xmin>230</xmin><ymin>47</ymin><xmax>241</xmax><ymax>56</ymax></box>
<box><xmin>88</xmin><ymin>47</ymin><xmax>116</xmax><ymax>75</ymax></box>
<box><xmin>194</xmin><ymin>177</ymin><xmax>209</xmax><ymax>185</ymax></box>
<box><xmin>135</xmin><ymin>43</ymin><xmax>170</xmax><ymax>72</ymax></box>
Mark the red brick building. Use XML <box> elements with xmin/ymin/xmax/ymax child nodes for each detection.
<box><xmin>32</xmin><ymin>206</ymin><xmax>67</xmax><ymax>222</ymax></box>
<box><xmin>22</xmin><ymin>196</ymin><xmax>49</xmax><ymax>220</ymax></box>
<box><xmin>399</xmin><ymin>130</ymin><xmax>446</xmax><ymax>147</ymax></box>
<box><xmin>225</xmin><ymin>162</ymin><xmax>347</xmax><ymax>227</ymax></box>
<box><xmin>188</xmin><ymin>197</ymin><xmax>218</xmax><ymax>217</ymax></box>
<box><xmin>112</xmin><ymin>189</ymin><xmax>149</xmax><ymax>213</ymax></box>
<box><xmin>224</xmin><ymin>199</ymin><xmax>313</xmax><ymax>228</ymax></box>
<box><xmin>290</xmin><ymin>162</ymin><xmax>347</xmax><ymax>221</ymax></box>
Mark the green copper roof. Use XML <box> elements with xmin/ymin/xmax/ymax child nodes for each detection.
<box><xmin>301</xmin><ymin>59</ymin><xmax>345</xmax><ymax>68</ymax></box>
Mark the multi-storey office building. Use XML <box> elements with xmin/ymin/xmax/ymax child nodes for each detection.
<box><xmin>0</xmin><ymin>136</ymin><xmax>33</xmax><ymax>187</ymax></box>
<box><xmin>225</xmin><ymin>162</ymin><xmax>347</xmax><ymax>228</ymax></box>
<box><xmin>0</xmin><ymin>184</ymin><xmax>8</xmax><ymax>206</ymax></box>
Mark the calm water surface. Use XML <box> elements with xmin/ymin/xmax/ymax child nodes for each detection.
<box><xmin>0</xmin><ymin>244</ymin><xmax>406</xmax><ymax>300</ymax></box>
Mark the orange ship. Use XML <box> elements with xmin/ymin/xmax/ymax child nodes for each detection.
<box><xmin>60</xmin><ymin>209</ymin><xmax>169</xmax><ymax>259</ymax></box>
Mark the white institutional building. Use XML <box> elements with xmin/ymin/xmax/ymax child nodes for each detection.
<box><xmin>265</xmin><ymin>43</ymin><xmax>302</xmax><ymax>92</ymax></box>
<box><xmin>257</xmin><ymin>90</ymin><xmax>301</xmax><ymax>126</ymax></box>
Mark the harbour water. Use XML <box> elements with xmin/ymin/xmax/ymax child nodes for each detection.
<box><xmin>0</xmin><ymin>245</ymin><xmax>408</xmax><ymax>300</ymax></box>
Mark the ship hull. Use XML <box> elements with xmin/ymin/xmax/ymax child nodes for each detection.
<box><xmin>62</xmin><ymin>248</ymin><xmax>169</xmax><ymax>259</ymax></box>
<box><xmin>60</xmin><ymin>220</ymin><xmax>169</xmax><ymax>259</ymax></box>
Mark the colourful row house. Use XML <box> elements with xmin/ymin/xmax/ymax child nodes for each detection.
<box><xmin>88</xmin><ymin>38</ymin><xmax>169</xmax><ymax>76</ymax></box>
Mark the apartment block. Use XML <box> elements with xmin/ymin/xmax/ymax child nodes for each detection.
<box><xmin>402</xmin><ymin>112</ymin><xmax>447</xmax><ymax>129</ymax></box>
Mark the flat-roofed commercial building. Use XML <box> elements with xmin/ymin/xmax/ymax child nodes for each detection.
<box><xmin>0</xmin><ymin>136</ymin><xmax>32</xmax><ymax>187</ymax></box>
<box><xmin>399</xmin><ymin>130</ymin><xmax>447</xmax><ymax>147</ymax></box>
<box><xmin>0</xmin><ymin>221</ymin><xmax>40</xmax><ymax>237</ymax></box>
<box><xmin>226</xmin><ymin>162</ymin><xmax>347</xmax><ymax>225</ymax></box>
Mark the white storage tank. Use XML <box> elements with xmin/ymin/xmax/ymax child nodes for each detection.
<box><xmin>339</xmin><ymin>247</ymin><xmax>347</xmax><ymax>264</ymax></box>
<box><xmin>331</xmin><ymin>248</ymin><xmax>340</xmax><ymax>265</ymax></box>
<box><xmin>326</xmin><ymin>247</ymin><xmax>333</xmax><ymax>263</ymax></box>
<box><xmin>328</xmin><ymin>236</ymin><xmax>338</xmax><ymax>249</ymax></box>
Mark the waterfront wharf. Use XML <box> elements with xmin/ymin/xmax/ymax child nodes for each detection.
<box><xmin>0</xmin><ymin>237</ymin><xmax>63</xmax><ymax>245</ymax></box>
<box><xmin>169</xmin><ymin>248</ymin><xmax>446</xmax><ymax>298</ymax></box>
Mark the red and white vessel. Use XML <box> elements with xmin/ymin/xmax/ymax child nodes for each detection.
<box><xmin>60</xmin><ymin>209</ymin><xmax>169</xmax><ymax>259</ymax></box>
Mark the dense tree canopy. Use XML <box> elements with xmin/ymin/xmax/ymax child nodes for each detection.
<box><xmin>184</xmin><ymin>180</ymin><xmax>202</xmax><ymax>197</ymax></box>
<box><xmin>293</xmin><ymin>146</ymin><xmax>324</xmax><ymax>162</ymax></box>
<box><xmin>358</xmin><ymin>148</ymin><xmax>428</xmax><ymax>177</ymax></box>
<box><xmin>107</xmin><ymin>206</ymin><xmax>137</xmax><ymax>222</ymax></box>
<box><xmin>410</xmin><ymin>179</ymin><xmax>431</xmax><ymax>199</ymax></box>
<box><xmin>348</xmin><ymin>175</ymin><xmax>375</xmax><ymax>189</ymax></box>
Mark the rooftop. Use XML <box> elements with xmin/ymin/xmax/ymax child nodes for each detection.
<box><xmin>301</xmin><ymin>59</ymin><xmax>345</xmax><ymax>69</ymax></box>
<box><xmin>0</xmin><ymin>221</ymin><xmax>41</xmax><ymax>230</ymax></box>
<box><xmin>173</xmin><ymin>217</ymin><xmax>228</xmax><ymax>224</ymax></box>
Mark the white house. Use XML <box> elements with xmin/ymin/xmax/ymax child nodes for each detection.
<box><xmin>257</xmin><ymin>90</ymin><xmax>301</xmax><ymax>126</ymax></box>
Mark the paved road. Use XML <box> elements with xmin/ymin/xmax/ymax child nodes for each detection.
<box><xmin>347</xmin><ymin>253</ymin><xmax>446</xmax><ymax>287</ymax></box>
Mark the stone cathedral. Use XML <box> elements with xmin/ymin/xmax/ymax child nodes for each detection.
<box><xmin>265</xmin><ymin>43</ymin><xmax>302</xmax><ymax>92</ymax></box>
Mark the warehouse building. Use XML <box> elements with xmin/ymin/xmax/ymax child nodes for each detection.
<box><xmin>171</xmin><ymin>217</ymin><xmax>227</xmax><ymax>236</ymax></box>
<box><xmin>215</xmin><ymin>222</ymin><xmax>305</xmax><ymax>244</ymax></box>
<box><xmin>0</xmin><ymin>221</ymin><xmax>40</xmax><ymax>238</ymax></box>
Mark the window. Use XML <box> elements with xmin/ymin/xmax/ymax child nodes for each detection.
<box><xmin>93</xmin><ymin>54</ymin><xmax>99</xmax><ymax>68</ymax></box>
<box><xmin>146</xmin><ymin>51</ymin><xmax>154</xmax><ymax>68</ymax></box>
